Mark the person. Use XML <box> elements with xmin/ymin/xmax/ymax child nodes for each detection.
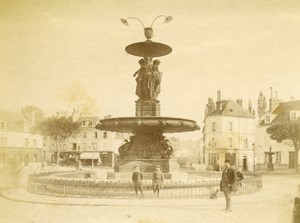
<box><xmin>220</xmin><ymin>160</ymin><xmax>236</xmax><ymax>212</ymax></box>
<box><xmin>132</xmin><ymin>165</ymin><xmax>144</xmax><ymax>198</ymax></box>
<box><xmin>236</xmin><ymin>168</ymin><xmax>244</xmax><ymax>189</ymax></box>
<box><xmin>152</xmin><ymin>165</ymin><xmax>164</xmax><ymax>198</ymax></box>
<box><xmin>133</xmin><ymin>59</ymin><xmax>146</xmax><ymax>99</ymax></box>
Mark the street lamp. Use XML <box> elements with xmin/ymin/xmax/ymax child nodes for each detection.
<box><xmin>120</xmin><ymin>15</ymin><xmax>172</xmax><ymax>40</ymax></box>
<box><xmin>252</xmin><ymin>143</ymin><xmax>255</xmax><ymax>171</ymax></box>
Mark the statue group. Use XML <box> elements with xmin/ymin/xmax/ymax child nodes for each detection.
<box><xmin>133</xmin><ymin>58</ymin><xmax>162</xmax><ymax>101</ymax></box>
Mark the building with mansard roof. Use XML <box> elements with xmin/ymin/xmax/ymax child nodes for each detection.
<box><xmin>0</xmin><ymin>110</ymin><xmax>43</xmax><ymax>167</ymax></box>
<box><xmin>256</xmin><ymin>98</ymin><xmax>300</xmax><ymax>170</ymax></box>
<box><xmin>203</xmin><ymin>91</ymin><xmax>256</xmax><ymax>171</ymax></box>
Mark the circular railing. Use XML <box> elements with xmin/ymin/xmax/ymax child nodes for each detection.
<box><xmin>27</xmin><ymin>171</ymin><xmax>262</xmax><ymax>198</ymax></box>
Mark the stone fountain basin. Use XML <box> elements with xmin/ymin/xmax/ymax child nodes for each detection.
<box><xmin>95</xmin><ymin>116</ymin><xmax>200</xmax><ymax>134</ymax></box>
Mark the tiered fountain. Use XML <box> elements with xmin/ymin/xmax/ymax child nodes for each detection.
<box><xmin>95</xmin><ymin>16</ymin><xmax>200</xmax><ymax>174</ymax></box>
<box><xmin>27</xmin><ymin>17</ymin><xmax>263</xmax><ymax>198</ymax></box>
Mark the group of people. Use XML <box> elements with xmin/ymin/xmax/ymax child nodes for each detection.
<box><xmin>132</xmin><ymin>159</ymin><xmax>243</xmax><ymax>212</ymax></box>
<box><xmin>132</xmin><ymin>164</ymin><xmax>164</xmax><ymax>198</ymax></box>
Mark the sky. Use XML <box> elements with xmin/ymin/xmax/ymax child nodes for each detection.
<box><xmin>1</xmin><ymin>0</ymin><xmax>300</xmax><ymax>138</ymax></box>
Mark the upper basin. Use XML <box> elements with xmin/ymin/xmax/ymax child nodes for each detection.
<box><xmin>95</xmin><ymin>117</ymin><xmax>200</xmax><ymax>134</ymax></box>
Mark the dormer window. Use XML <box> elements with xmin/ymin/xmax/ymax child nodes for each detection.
<box><xmin>82</xmin><ymin>120</ymin><xmax>87</xmax><ymax>127</ymax></box>
<box><xmin>290</xmin><ymin>111</ymin><xmax>298</xmax><ymax>121</ymax></box>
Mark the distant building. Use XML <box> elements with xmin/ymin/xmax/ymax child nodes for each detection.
<box><xmin>45</xmin><ymin>110</ymin><xmax>129</xmax><ymax>167</ymax></box>
<box><xmin>0</xmin><ymin>110</ymin><xmax>43</xmax><ymax>166</ymax></box>
<box><xmin>203</xmin><ymin>91</ymin><xmax>256</xmax><ymax>171</ymax></box>
<box><xmin>256</xmin><ymin>98</ymin><xmax>300</xmax><ymax>169</ymax></box>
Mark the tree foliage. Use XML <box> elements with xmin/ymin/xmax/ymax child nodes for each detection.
<box><xmin>257</xmin><ymin>91</ymin><xmax>267</xmax><ymax>119</ymax></box>
<box><xmin>267</xmin><ymin>120</ymin><xmax>300</xmax><ymax>172</ymax></box>
<box><xmin>34</xmin><ymin>116</ymin><xmax>81</xmax><ymax>165</ymax></box>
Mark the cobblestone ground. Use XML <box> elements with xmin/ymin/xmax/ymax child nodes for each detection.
<box><xmin>0</xmin><ymin>166</ymin><xmax>298</xmax><ymax>223</ymax></box>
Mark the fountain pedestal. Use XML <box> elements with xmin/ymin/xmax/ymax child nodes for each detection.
<box><xmin>136</xmin><ymin>100</ymin><xmax>160</xmax><ymax>117</ymax></box>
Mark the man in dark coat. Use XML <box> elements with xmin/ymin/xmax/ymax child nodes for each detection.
<box><xmin>152</xmin><ymin>165</ymin><xmax>164</xmax><ymax>198</ymax></box>
<box><xmin>220</xmin><ymin>159</ymin><xmax>236</xmax><ymax>212</ymax></box>
<box><xmin>132</xmin><ymin>165</ymin><xmax>144</xmax><ymax>197</ymax></box>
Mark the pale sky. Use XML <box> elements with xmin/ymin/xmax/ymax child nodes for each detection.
<box><xmin>1</xmin><ymin>0</ymin><xmax>300</xmax><ymax>136</ymax></box>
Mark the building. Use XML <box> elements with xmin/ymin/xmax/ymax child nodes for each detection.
<box><xmin>203</xmin><ymin>91</ymin><xmax>256</xmax><ymax>171</ymax></box>
<box><xmin>45</xmin><ymin>110</ymin><xmax>129</xmax><ymax>167</ymax></box>
<box><xmin>0</xmin><ymin>110</ymin><xmax>43</xmax><ymax>167</ymax></box>
<box><xmin>256</xmin><ymin>99</ymin><xmax>300</xmax><ymax>169</ymax></box>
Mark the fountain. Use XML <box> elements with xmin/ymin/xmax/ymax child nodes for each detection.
<box><xmin>27</xmin><ymin>16</ymin><xmax>263</xmax><ymax>198</ymax></box>
<box><xmin>95</xmin><ymin>16</ymin><xmax>200</xmax><ymax>174</ymax></box>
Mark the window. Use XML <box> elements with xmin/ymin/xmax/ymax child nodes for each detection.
<box><xmin>265</xmin><ymin>115</ymin><xmax>270</xmax><ymax>123</ymax></box>
<box><xmin>24</xmin><ymin>138</ymin><xmax>29</xmax><ymax>147</ymax></box>
<box><xmin>103</xmin><ymin>132</ymin><xmax>108</xmax><ymax>139</ymax></box>
<box><xmin>290</xmin><ymin>112</ymin><xmax>297</xmax><ymax>121</ymax></box>
<box><xmin>0</xmin><ymin>121</ymin><xmax>6</xmax><ymax>130</ymax></box>
<box><xmin>0</xmin><ymin>137</ymin><xmax>7</xmax><ymax>147</ymax></box>
<box><xmin>208</xmin><ymin>153</ymin><xmax>217</xmax><ymax>165</ymax></box>
<box><xmin>33</xmin><ymin>139</ymin><xmax>37</xmax><ymax>147</ymax></box>
<box><xmin>83</xmin><ymin>132</ymin><xmax>87</xmax><ymax>138</ymax></box>
<box><xmin>244</xmin><ymin>138</ymin><xmax>248</xmax><ymax>148</ymax></box>
<box><xmin>88</xmin><ymin>121</ymin><xmax>93</xmax><ymax>126</ymax></box>
<box><xmin>82</xmin><ymin>120</ymin><xmax>87</xmax><ymax>127</ymax></box>
<box><xmin>83</xmin><ymin>143</ymin><xmax>87</xmax><ymax>150</ymax></box>
<box><xmin>92</xmin><ymin>142</ymin><xmax>97</xmax><ymax>150</ymax></box>
<box><xmin>212</xmin><ymin>122</ymin><xmax>216</xmax><ymax>131</ymax></box>
<box><xmin>264</xmin><ymin>153</ymin><xmax>268</xmax><ymax>163</ymax></box>
<box><xmin>209</xmin><ymin>138</ymin><xmax>216</xmax><ymax>147</ymax></box>
<box><xmin>228</xmin><ymin>122</ymin><xmax>233</xmax><ymax>131</ymax></box>
<box><xmin>94</xmin><ymin>132</ymin><xmax>98</xmax><ymax>139</ymax></box>
<box><xmin>228</xmin><ymin>138</ymin><xmax>233</xmax><ymax>147</ymax></box>
<box><xmin>276</xmin><ymin>152</ymin><xmax>281</xmax><ymax>164</ymax></box>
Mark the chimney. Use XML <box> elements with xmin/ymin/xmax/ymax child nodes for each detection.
<box><xmin>72</xmin><ymin>109</ymin><xmax>80</xmax><ymax>122</ymax></box>
<box><xmin>216</xmin><ymin>90</ymin><xmax>221</xmax><ymax>110</ymax></box>
<box><xmin>236</xmin><ymin>99</ymin><xmax>243</xmax><ymax>107</ymax></box>
<box><xmin>269</xmin><ymin>89</ymin><xmax>280</xmax><ymax>112</ymax></box>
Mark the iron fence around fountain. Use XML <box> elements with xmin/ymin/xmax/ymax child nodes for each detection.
<box><xmin>27</xmin><ymin>171</ymin><xmax>262</xmax><ymax>198</ymax></box>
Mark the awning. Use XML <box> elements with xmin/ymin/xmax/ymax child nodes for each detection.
<box><xmin>80</xmin><ymin>152</ymin><xmax>100</xmax><ymax>159</ymax></box>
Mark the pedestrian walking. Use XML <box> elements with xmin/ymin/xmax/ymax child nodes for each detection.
<box><xmin>152</xmin><ymin>165</ymin><xmax>164</xmax><ymax>198</ymax></box>
<box><xmin>220</xmin><ymin>160</ymin><xmax>236</xmax><ymax>212</ymax></box>
<box><xmin>132</xmin><ymin>165</ymin><xmax>144</xmax><ymax>198</ymax></box>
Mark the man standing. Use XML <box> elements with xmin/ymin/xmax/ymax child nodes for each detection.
<box><xmin>152</xmin><ymin>165</ymin><xmax>164</xmax><ymax>198</ymax></box>
<box><xmin>220</xmin><ymin>160</ymin><xmax>236</xmax><ymax>212</ymax></box>
<box><xmin>132</xmin><ymin>165</ymin><xmax>144</xmax><ymax>198</ymax></box>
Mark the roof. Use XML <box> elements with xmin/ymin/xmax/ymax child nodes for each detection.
<box><xmin>271</xmin><ymin>100</ymin><xmax>300</xmax><ymax>123</ymax></box>
<box><xmin>0</xmin><ymin>110</ymin><xmax>31</xmax><ymax>132</ymax></box>
<box><xmin>206</xmin><ymin>100</ymin><xmax>254</xmax><ymax>119</ymax></box>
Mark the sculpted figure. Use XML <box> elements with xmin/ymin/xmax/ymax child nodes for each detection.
<box><xmin>134</xmin><ymin>59</ymin><xmax>146</xmax><ymax>99</ymax></box>
<box><xmin>148</xmin><ymin>59</ymin><xmax>162</xmax><ymax>100</ymax></box>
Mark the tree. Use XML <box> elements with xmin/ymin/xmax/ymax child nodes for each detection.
<box><xmin>34</xmin><ymin>116</ymin><xmax>81</xmax><ymax>165</ymax></box>
<box><xmin>266</xmin><ymin>120</ymin><xmax>300</xmax><ymax>172</ymax></box>
<box><xmin>257</xmin><ymin>91</ymin><xmax>267</xmax><ymax>119</ymax></box>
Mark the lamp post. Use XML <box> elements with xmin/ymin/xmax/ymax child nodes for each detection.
<box><xmin>252</xmin><ymin>143</ymin><xmax>255</xmax><ymax>171</ymax></box>
<box><xmin>120</xmin><ymin>15</ymin><xmax>172</xmax><ymax>40</ymax></box>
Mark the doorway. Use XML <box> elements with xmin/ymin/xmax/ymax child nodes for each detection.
<box><xmin>289</xmin><ymin>151</ymin><xmax>295</xmax><ymax>169</ymax></box>
<box><xmin>243</xmin><ymin>156</ymin><xmax>247</xmax><ymax>171</ymax></box>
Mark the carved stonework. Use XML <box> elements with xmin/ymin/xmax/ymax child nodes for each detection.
<box><xmin>133</xmin><ymin>58</ymin><xmax>162</xmax><ymax>102</ymax></box>
<box><xmin>118</xmin><ymin>133</ymin><xmax>173</xmax><ymax>159</ymax></box>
